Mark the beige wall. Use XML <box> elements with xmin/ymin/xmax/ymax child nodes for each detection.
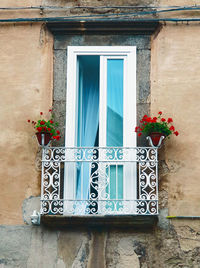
<box><xmin>1</xmin><ymin>1</ymin><xmax>200</xmax><ymax>225</ymax></box>
<box><xmin>0</xmin><ymin>23</ymin><xmax>53</xmax><ymax>224</ymax></box>
<box><xmin>151</xmin><ymin>24</ymin><xmax>200</xmax><ymax>216</ymax></box>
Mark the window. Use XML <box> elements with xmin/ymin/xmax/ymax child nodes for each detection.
<box><xmin>63</xmin><ymin>46</ymin><xmax>137</xmax><ymax>215</ymax></box>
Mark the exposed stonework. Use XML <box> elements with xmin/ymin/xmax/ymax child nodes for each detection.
<box><xmin>27</xmin><ymin>227</ymin><xmax>58</xmax><ymax>268</ymax></box>
<box><xmin>116</xmin><ymin>237</ymin><xmax>140</xmax><ymax>268</ymax></box>
<box><xmin>0</xmin><ymin>222</ymin><xmax>200</xmax><ymax>267</ymax></box>
<box><xmin>0</xmin><ymin>226</ymin><xmax>32</xmax><ymax>268</ymax></box>
<box><xmin>57</xmin><ymin>230</ymin><xmax>90</xmax><ymax>267</ymax></box>
<box><xmin>87</xmin><ymin>230</ymin><xmax>106</xmax><ymax>268</ymax></box>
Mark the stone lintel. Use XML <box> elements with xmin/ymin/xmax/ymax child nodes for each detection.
<box><xmin>47</xmin><ymin>20</ymin><xmax>160</xmax><ymax>35</ymax></box>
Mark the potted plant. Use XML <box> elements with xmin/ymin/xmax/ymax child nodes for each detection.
<box><xmin>135</xmin><ymin>111</ymin><xmax>179</xmax><ymax>146</ymax></box>
<box><xmin>27</xmin><ymin>109</ymin><xmax>61</xmax><ymax>146</ymax></box>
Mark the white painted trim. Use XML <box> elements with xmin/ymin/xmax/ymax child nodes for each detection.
<box><xmin>64</xmin><ymin>46</ymin><xmax>137</xmax><ymax>213</ymax></box>
<box><xmin>99</xmin><ymin>55</ymin><xmax>107</xmax><ymax>148</ymax></box>
<box><xmin>64</xmin><ymin>47</ymin><xmax>77</xmax><ymax>210</ymax></box>
<box><xmin>67</xmin><ymin>46</ymin><xmax>136</xmax><ymax>54</ymax></box>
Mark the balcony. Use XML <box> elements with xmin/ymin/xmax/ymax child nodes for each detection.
<box><xmin>40</xmin><ymin>146</ymin><xmax>158</xmax><ymax>226</ymax></box>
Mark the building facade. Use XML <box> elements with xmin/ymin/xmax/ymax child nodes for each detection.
<box><xmin>1</xmin><ymin>0</ymin><xmax>200</xmax><ymax>267</ymax></box>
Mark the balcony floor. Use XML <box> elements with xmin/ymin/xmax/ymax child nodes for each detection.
<box><xmin>41</xmin><ymin>214</ymin><xmax>158</xmax><ymax>228</ymax></box>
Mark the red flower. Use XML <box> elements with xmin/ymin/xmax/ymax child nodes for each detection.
<box><xmin>161</xmin><ymin>118</ymin><xmax>166</xmax><ymax>122</ymax></box>
<box><xmin>32</xmin><ymin>121</ymin><xmax>35</xmax><ymax>124</ymax></box>
<box><xmin>50</xmin><ymin>120</ymin><xmax>54</xmax><ymax>124</ymax></box>
<box><xmin>56</xmin><ymin>135</ymin><xmax>60</xmax><ymax>140</ymax></box>
<box><xmin>40</xmin><ymin>120</ymin><xmax>45</xmax><ymax>125</ymax></box>
<box><xmin>48</xmin><ymin>128</ymin><xmax>51</xmax><ymax>131</ymax></box>
<box><xmin>27</xmin><ymin>119</ymin><xmax>30</xmax><ymax>123</ymax></box>
<box><xmin>37</xmin><ymin>127</ymin><xmax>43</xmax><ymax>132</ymax></box>
<box><xmin>138</xmin><ymin>133</ymin><xmax>142</xmax><ymax>137</ymax></box>
<box><xmin>158</xmin><ymin>111</ymin><xmax>162</xmax><ymax>115</ymax></box>
<box><xmin>53</xmin><ymin>136</ymin><xmax>56</xmax><ymax>139</ymax></box>
<box><xmin>167</xmin><ymin>118</ymin><xmax>173</xmax><ymax>123</ymax></box>
<box><xmin>146</xmin><ymin>117</ymin><xmax>152</xmax><ymax>122</ymax></box>
<box><xmin>170</xmin><ymin>126</ymin><xmax>175</xmax><ymax>131</ymax></box>
<box><xmin>174</xmin><ymin>131</ymin><xmax>179</xmax><ymax>136</ymax></box>
<box><xmin>56</xmin><ymin>130</ymin><xmax>60</xmax><ymax>134</ymax></box>
<box><xmin>50</xmin><ymin>133</ymin><xmax>53</xmax><ymax>136</ymax></box>
<box><xmin>40</xmin><ymin>112</ymin><xmax>43</xmax><ymax>115</ymax></box>
<box><xmin>49</xmin><ymin>109</ymin><xmax>52</xmax><ymax>112</ymax></box>
<box><xmin>142</xmin><ymin>115</ymin><xmax>148</xmax><ymax>121</ymax></box>
<box><xmin>43</xmin><ymin>127</ymin><xmax>47</xmax><ymax>132</ymax></box>
<box><xmin>135</xmin><ymin>126</ymin><xmax>139</xmax><ymax>132</ymax></box>
<box><xmin>152</xmin><ymin>117</ymin><xmax>157</xmax><ymax>123</ymax></box>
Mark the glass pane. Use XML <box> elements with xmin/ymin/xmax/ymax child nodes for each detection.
<box><xmin>107</xmin><ymin>59</ymin><xmax>124</xmax><ymax>201</ymax></box>
<box><xmin>107</xmin><ymin>59</ymin><xmax>123</xmax><ymax>147</ymax></box>
<box><xmin>77</xmin><ymin>55</ymin><xmax>100</xmax><ymax>147</ymax></box>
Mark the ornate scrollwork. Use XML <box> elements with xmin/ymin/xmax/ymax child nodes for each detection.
<box><xmin>41</xmin><ymin>146</ymin><xmax>158</xmax><ymax>216</ymax></box>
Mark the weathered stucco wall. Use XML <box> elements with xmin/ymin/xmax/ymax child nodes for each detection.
<box><xmin>1</xmin><ymin>0</ymin><xmax>200</xmax><ymax>267</ymax></box>
<box><xmin>151</xmin><ymin>24</ymin><xmax>200</xmax><ymax>216</ymax></box>
<box><xmin>150</xmin><ymin>23</ymin><xmax>200</xmax><ymax>265</ymax></box>
<box><xmin>1</xmin><ymin>222</ymin><xmax>200</xmax><ymax>267</ymax></box>
<box><xmin>0</xmin><ymin>23</ymin><xmax>53</xmax><ymax>224</ymax></box>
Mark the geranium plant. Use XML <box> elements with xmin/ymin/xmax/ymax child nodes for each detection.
<box><xmin>27</xmin><ymin>109</ymin><xmax>61</xmax><ymax>141</ymax></box>
<box><xmin>135</xmin><ymin>111</ymin><xmax>179</xmax><ymax>138</ymax></box>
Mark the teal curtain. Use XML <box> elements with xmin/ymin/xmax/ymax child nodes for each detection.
<box><xmin>76</xmin><ymin>56</ymin><xmax>99</xmax><ymax>201</ymax></box>
<box><xmin>107</xmin><ymin>59</ymin><xmax>124</xmax><ymax>201</ymax></box>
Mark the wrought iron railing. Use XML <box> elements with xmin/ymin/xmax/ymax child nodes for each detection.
<box><xmin>40</xmin><ymin>147</ymin><xmax>158</xmax><ymax>216</ymax></box>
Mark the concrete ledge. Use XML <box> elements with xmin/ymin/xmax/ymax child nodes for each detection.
<box><xmin>41</xmin><ymin>215</ymin><xmax>158</xmax><ymax>228</ymax></box>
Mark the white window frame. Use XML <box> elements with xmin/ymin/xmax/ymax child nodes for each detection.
<box><xmin>64</xmin><ymin>46</ymin><xmax>137</xmax><ymax>214</ymax></box>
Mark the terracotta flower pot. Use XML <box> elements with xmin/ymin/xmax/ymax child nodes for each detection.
<box><xmin>36</xmin><ymin>132</ymin><xmax>51</xmax><ymax>146</ymax></box>
<box><xmin>149</xmin><ymin>132</ymin><xmax>165</xmax><ymax>146</ymax></box>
